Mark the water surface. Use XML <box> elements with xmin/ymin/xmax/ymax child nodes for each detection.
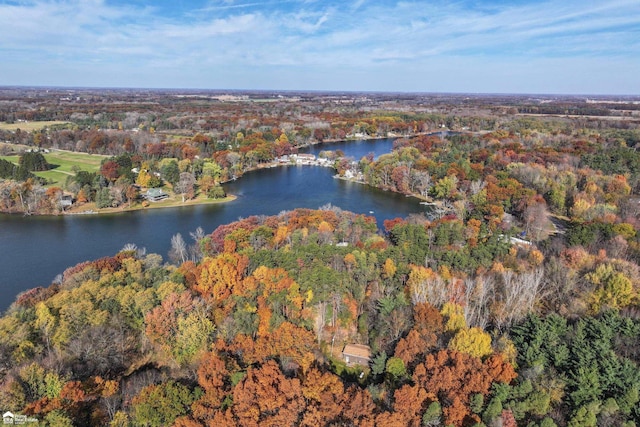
<box><xmin>0</xmin><ymin>138</ymin><xmax>427</xmax><ymax>312</ymax></box>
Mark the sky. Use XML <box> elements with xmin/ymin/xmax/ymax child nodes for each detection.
<box><xmin>0</xmin><ymin>0</ymin><xmax>639</xmax><ymax>95</ymax></box>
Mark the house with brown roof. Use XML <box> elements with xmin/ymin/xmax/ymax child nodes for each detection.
<box><xmin>342</xmin><ymin>344</ymin><xmax>371</xmax><ymax>367</ymax></box>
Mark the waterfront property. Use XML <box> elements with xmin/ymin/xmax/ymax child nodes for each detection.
<box><xmin>60</xmin><ymin>194</ymin><xmax>73</xmax><ymax>208</ymax></box>
<box><xmin>144</xmin><ymin>188</ymin><xmax>169</xmax><ymax>202</ymax></box>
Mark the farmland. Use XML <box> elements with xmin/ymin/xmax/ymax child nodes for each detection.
<box><xmin>0</xmin><ymin>149</ymin><xmax>106</xmax><ymax>186</ymax></box>
<box><xmin>0</xmin><ymin>120</ymin><xmax>70</xmax><ymax>132</ymax></box>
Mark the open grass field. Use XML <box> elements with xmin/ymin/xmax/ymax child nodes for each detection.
<box><xmin>0</xmin><ymin>121</ymin><xmax>70</xmax><ymax>131</ymax></box>
<box><xmin>0</xmin><ymin>150</ymin><xmax>107</xmax><ymax>186</ymax></box>
<box><xmin>66</xmin><ymin>192</ymin><xmax>237</xmax><ymax>215</ymax></box>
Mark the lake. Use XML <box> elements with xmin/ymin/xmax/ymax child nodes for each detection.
<box><xmin>0</xmin><ymin>137</ymin><xmax>428</xmax><ymax>312</ymax></box>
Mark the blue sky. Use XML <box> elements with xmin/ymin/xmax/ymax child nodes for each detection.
<box><xmin>0</xmin><ymin>0</ymin><xmax>638</xmax><ymax>94</ymax></box>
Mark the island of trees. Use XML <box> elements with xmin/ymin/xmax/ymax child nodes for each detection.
<box><xmin>0</xmin><ymin>88</ymin><xmax>639</xmax><ymax>426</ymax></box>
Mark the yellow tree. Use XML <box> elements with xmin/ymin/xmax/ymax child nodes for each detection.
<box><xmin>586</xmin><ymin>263</ymin><xmax>635</xmax><ymax>312</ymax></box>
<box><xmin>382</xmin><ymin>258</ymin><xmax>397</xmax><ymax>280</ymax></box>
<box><xmin>195</xmin><ymin>253</ymin><xmax>248</xmax><ymax>303</ymax></box>
<box><xmin>441</xmin><ymin>302</ymin><xmax>467</xmax><ymax>333</ymax></box>
<box><xmin>448</xmin><ymin>327</ymin><xmax>493</xmax><ymax>358</ymax></box>
<box><xmin>136</xmin><ymin>169</ymin><xmax>152</xmax><ymax>187</ymax></box>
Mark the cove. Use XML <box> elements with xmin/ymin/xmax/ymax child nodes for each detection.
<box><xmin>0</xmin><ymin>138</ymin><xmax>428</xmax><ymax>312</ymax></box>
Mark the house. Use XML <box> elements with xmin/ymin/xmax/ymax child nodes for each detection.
<box><xmin>342</xmin><ymin>344</ymin><xmax>371</xmax><ymax>367</ymax></box>
<box><xmin>60</xmin><ymin>194</ymin><xmax>73</xmax><ymax>208</ymax></box>
<box><xmin>294</xmin><ymin>153</ymin><xmax>316</xmax><ymax>164</ymax></box>
<box><xmin>144</xmin><ymin>188</ymin><xmax>169</xmax><ymax>202</ymax></box>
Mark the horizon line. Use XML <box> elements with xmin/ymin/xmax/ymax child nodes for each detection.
<box><xmin>1</xmin><ymin>85</ymin><xmax>639</xmax><ymax>99</ymax></box>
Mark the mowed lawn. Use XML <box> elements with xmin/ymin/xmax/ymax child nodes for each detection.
<box><xmin>0</xmin><ymin>150</ymin><xmax>107</xmax><ymax>186</ymax></box>
<box><xmin>0</xmin><ymin>121</ymin><xmax>70</xmax><ymax>131</ymax></box>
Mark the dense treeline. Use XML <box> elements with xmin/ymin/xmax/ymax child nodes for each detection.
<box><xmin>2</xmin><ymin>90</ymin><xmax>640</xmax><ymax>216</ymax></box>
<box><xmin>0</xmin><ymin>152</ymin><xmax>54</xmax><ymax>214</ymax></box>
<box><xmin>0</xmin><ymin>205</ymin><xmax>638</xmax><ymax>426</ymax></box>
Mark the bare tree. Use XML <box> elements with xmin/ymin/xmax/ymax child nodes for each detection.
<box><xmin>410</xmin><ymin>169</ymin><xmax>432</xmax><ymax>197</ymax></box>
<box><xmin>493</xmin><ymin>268</ymin><xmax>544</xmax><ymax>330</ymax></box>
<box><xmin>541</xmin><ymin>256</ymin><xmax>577</xmax><ymax>314</ymax></box>
<box><xmin>175</xmin><ymin>172</ymin><xmax>195</xmax><ymax>203</ymax></box>
<box><xmin>469</xmin><ymin>179</ymin><xmax>486</xmax><ymax>195</ymax></box>
<box><xmin>121</xmin><ymin>243</ymin><xmax>138</xmax><ymax>252</ymax></box>
<box><xmin>409</xmin><ymin>273</ymin><xmax>448</xmax><ymax>308</ymax></box>
<box><xmin>523</xmin><ymin>202</ymin><xmax>552</xmax><ymax>242</ymax></box>
<box><xmin>226</xmin><ymin>152</ymin><xmax>241</xmax><ymax>178</ymax></box>
<box><xmin>168</xmin><ymin>233</ymin><xmax>188</xmax><ymax>265</ymax></box>
<box><xmin>431</xmin><ymin>200</ymin><xmax>454</xmax><ymax>220</ymax></box>
<box><xmin>109</xmin><ymin>185</ymin><xmax>125</xmax><ymax>207</ymax></box>
<box><xmin>189</xmin><ymin>226</ymin><xmax>206</xmax><ymax>261</ymax></box>
<box><xmin>462</xmin><ymin>275</ymin><xmax>494</xmax><ymax>329</ymax></box>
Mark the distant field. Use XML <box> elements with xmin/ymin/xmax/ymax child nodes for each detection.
<box><xmin>0</xmin><ymin>150</ymin><xmax>107</xmax><ymax>186</ymax></box>
<box><xmin>0</xmin><ymin>121</ymin><xmax>70</xmax><ymax>131</ymax></box>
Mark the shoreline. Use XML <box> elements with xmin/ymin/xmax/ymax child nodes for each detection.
<box><xmin>2</xmin><ymin>131</ymin><xmax>453</xmax><ymax>217</ymax></box>
<box><xmin>333</xmin><ymin>174</ymin><xmax>436</xmax><ymax>205</ymax></box>
<box><xmin>0</xmin><ymin>194</ymin><xmax>238</xmax><ymax>217</ymax></box>
<box><xmin>63</xmin><ymin>194</ymin><xmax>238</xmax><ymax>216</ymax></box>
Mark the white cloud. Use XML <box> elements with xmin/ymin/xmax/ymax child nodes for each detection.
<box><xmin>0</xmin><ymin>0</ymin><xmax>638</xmax><ymax>93</ymax></box>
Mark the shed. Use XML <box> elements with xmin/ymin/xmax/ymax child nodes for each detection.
<box><xmin>342</xmin><ymin>344</ymin><xmax>371</xmax><ymax>367</ymax></box>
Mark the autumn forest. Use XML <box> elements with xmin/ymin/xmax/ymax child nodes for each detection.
<box><xmin>0</xmin><ymin>88</ymin><xmax>639</xmax><ymax>426</ymax></box>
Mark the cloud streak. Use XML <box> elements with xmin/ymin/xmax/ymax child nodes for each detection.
<box><xmin>0</xmin><ymin>0</ymin><xmax>638</xmax><ymax>93</ymax></box>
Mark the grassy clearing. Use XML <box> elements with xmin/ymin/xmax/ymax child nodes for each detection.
<box><xmin>66</xmin><ymin>193</ymin><xmax>237</xmax><ymax>215</ymax></box>
<box><xmin>0</xmin><ymin>150</ymin><xmax>107</xmax><ymax>186</ymax></box>
<box><xmin>0</xmin><ymin>121</ymin><xmax>70</xmax><ymax>131</ymax></box>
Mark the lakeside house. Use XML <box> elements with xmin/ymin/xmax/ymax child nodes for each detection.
<box><xmin>144</xmin><ymin>188</ymin><xmax>169</xmax><ymax>202</ymax></box>
<box><xmin>60</xmin><ymin>194</ymin><xmax>73</xmax><ymax>208</ymax></box>
<box><xmin>342</xmin><ymin>344</ymin><xmax>371</xmax><ymax>367</ymax></box>
<box><xmin>293</xmin><ymin>153</ymin><xmax>317</xmax><ymax>164</ymax></box>
<box><xmin>275</xmin><ymin>154</ymin><xmax>335</xmax><ymax>168</ymax></box>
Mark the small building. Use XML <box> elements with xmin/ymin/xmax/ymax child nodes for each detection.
<box><xmin>60</xmin><ymin>194</ymin><xmax>73</xmax><ymax>208</ymax></box>
<box><xmin>342</xmin><ymin>344</ymin><xmax>371</xmax><ymax>367</ymax></box>
<box><xmin>144</xmin><ymin>188</ymin><xmax>169</xmax><ymax>202</ymax></box>
<box><xmin>294</xmin><ymin>153</ymin><xmax>316</xmax><ymax>164</ymax></box>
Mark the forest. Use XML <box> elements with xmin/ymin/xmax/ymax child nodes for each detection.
<box><xmin>0</xmin><ymin>88</ymin><xmax>639</xmax><ymax>426</ymax></box>
<box><xmin>1</xmin><ymin>89</ymin><xmax>639</xmax><ymax>216</ymax></box>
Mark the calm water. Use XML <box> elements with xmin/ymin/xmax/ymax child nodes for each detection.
<box><xmin>0</xmin><ymin>138</ymin><xmax>427</xmax><ymax>312</ymax></box>
<box><xmin>300</xmin><ymin>137</ymin><xmax>397</xmax><ymax>159</ymax></box>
